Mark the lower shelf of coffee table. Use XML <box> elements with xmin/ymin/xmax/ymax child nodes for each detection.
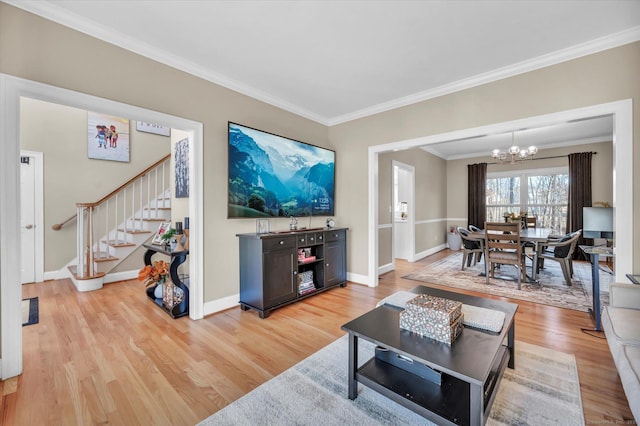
<box><xmin>356</xmin><ymin>346</ymin><xmax>509</xmax><ymax>426</ymax></box>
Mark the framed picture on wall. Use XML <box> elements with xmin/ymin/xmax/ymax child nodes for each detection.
<box><xmin>136</xmin><ymin>121</ymin><xmax>171</xmax><ymax>136</ymax></box>
<box><xmin>88</xmin><ymin>111</ymin><xmax>130</xmax><ymax>162</ymax></box>
<box><xmin>175</xmin><ymin>137</ymin><xmax>189</xmax><ymax>198</ymax></box>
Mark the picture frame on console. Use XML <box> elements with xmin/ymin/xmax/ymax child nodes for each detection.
<box><xmin>256</xmin><ymin>219</ymin><xmax>270</xmax><ymax>234</ymax></box>
<box><xmin>152</xmin><ymin>221</ymin><xmax>172</xmax><ymax>245</ymax></box>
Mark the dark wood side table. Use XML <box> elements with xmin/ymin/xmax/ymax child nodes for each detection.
<box><xmin>143</xmin><ymin>244</ymin><xmax>189</xmax><ymax>318</ymax></box>
<box><xmin>342</xmin><ymin>286</ymin><xmax>518</xmax><ymax>426</ymax></box>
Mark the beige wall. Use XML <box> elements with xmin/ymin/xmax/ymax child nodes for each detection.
<box><xmin>1</xmin><ymin>4</ymin><xmax>329</xmax><ymax>303</ymax></box>
<box><xmin>331</xmin><ymin>42</ymin><xmax>639</xmax><ymax>278</ymax></box>
<box><xmin>20</xmin><ymin>97</ymin><xmax>170</xmax><ymax>271</ymax></box>
<box><xmin>379</xmin><ymin>149</ymin><xmax>447</xmax><ymax>264</ymax></box>
<box><xmin>1</xmin><ymin>3</ymin><xmax>638</xmax><ymax>304</ymax></box>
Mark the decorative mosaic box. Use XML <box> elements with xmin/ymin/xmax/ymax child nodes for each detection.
<box><xmin>400</xmin><ymin>310</ymin><xmax>464</xmax><ymax>345</ymax></box>
<box><xmin>403</xmin><ymin>294</ymin><xmax>462</xmax><ymax>324</ymax></box>
<box><xmin>399</xmin><ymin>295</ymin><xmax>464</xmax><ymax>345</ymax></box>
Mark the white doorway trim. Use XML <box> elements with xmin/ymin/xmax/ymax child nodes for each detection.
<box><xmin>368</xmin><ymin>100</ymin><xmax>633</xmax><ymax>287</ymax></box>
<box><xmin>20</xmin><ymin>150</ymin><xmax>44</xmax><ymax>284</ymax></box>
<box><xmin>0</xmin><ymin>73</ymin><xmax>204</xmax><ymax>379</ymax></box>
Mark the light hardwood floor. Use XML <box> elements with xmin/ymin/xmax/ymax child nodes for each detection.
<box><xmin>2</xmin><ymin>250</ymin><xmax>634</xmax><ymax>425</ymax></box>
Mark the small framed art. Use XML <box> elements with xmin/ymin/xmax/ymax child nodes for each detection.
<box><xmin>88</xmin><ymin>111</ymin><xmax>130</xmax><ymax>162</ymax></box>
<box><xmin>152</xmin><ymin>221</ymin><xmax>172</xmax><ymax>244</ymax></box>
<box><xmin>256</xmin><ymin>219</ymin><xmax>270</xmax><ymax>234</ymax></box>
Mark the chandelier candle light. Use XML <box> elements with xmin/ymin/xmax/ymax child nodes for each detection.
<box><xmin>491</xmin><ymin>132</ymin><xmax>538</xmax><ymax>164</ymax></box>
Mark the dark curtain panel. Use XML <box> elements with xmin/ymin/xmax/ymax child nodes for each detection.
<box><xmin>467</xmin><ymin>163</ymin><xmax>487</xmax><ymax>229</ymax></box>
<box><xmin>568</xmin><ymin>152</ymin><xmax>592</xmax><ymax>260</ymax></box>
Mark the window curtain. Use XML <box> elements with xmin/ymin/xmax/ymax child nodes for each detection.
<box><xmin>467</xmin><ymin>163</ymin><xmax>487</xmax><ymax>229</ymax></box>
<box><xmin>568</xmin><ymin>152</ymin><xmax>592</xmax><ymax>260</ymax></box>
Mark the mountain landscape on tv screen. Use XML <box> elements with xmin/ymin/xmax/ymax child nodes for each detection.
<box><xmin>228</xmin><ymin>124</ymin><xmax>335</xmax><ymax>218</ymax></box>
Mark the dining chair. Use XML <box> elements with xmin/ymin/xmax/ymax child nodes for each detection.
<box><xmin>523</xmin><ymin>216</ymin><xmax>538</xmax><ymax>257</ymax></box>
<box><xmin>457</xmin><ymin>227</ymin><xmax>484</xmax><ymax>270</ymax></box>
<box><xmin>536</xmin><ymin>230</ymin><xmax>582</xmax><ymax>286</ymax></box>
<box><xmin>484</xmin><ymin>221</ymin><xmax>525</xmax><ymax>289</ymax></box>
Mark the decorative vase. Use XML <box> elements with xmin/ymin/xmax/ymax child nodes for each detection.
<box><xmin>154</xmin><ymin>283</ymin><xmax>163</xmax><ymax>299</ymax></box>
<box><xmin>162</xmin><ymin>279</ymin><xmax>175</xmax><ymax>309</ymax></box>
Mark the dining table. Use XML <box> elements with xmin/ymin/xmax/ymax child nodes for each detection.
<box><xmin>469</xmin><ymin>227</ymin><xmax>553</xmax><ymax>282</ymax></box>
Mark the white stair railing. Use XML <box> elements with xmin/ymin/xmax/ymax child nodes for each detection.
<box><xmin>73</xmin><ymin>155</ymin><xmax>171</xmax><ymax>279</ymax></box>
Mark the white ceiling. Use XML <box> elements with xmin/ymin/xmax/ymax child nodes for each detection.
<box><xmin>6</xmin><ymin>0</ymin><xmax>639</xmax><ymax>158</ymax></box>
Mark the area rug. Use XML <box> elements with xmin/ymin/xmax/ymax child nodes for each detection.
<box><xmin>402</xmin><ymin>252</ymin><xmax>611</xmax><ymax>312</ymax></box>
<box><xmin>22</xmin><ymin>297</ymin><xmax>39</xmax><ymax>326</ymax></box>
<box><xmin>199</xmin><ymin>335</ymin><xmax>584</xmax><ymax>426</ymax></box>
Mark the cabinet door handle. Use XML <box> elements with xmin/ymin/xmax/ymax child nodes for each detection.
<box><xmin>326</xmin><ymin>263</ymin><xmax>330</xmax><ymax>267</ymax></box>
<box><xmin>301</xmin><ymin>238</ymin><xmax>305</xmax><ymax>242</ymax></box>
<box><xmin>279</xmin><ymin>240</ymin><xmax>284</xmax><ymax>245</ymax></box>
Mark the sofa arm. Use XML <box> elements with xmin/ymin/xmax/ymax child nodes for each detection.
<box><xmin>609</xmin><ymin>282</ymin><xmax>640</xmax><ymax>309</ymax></box>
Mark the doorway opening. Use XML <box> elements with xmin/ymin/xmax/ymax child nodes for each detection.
<box><xmin>392</xmin><ymin>161</ymin><xmax>415</xmax><ymax>264</ymax></box>
<box><xmin>367</xmin><ymin>100</ymin><xmax>633</xmax><ymax>288</ymax></box>
<box><xmin>1</xmin><ymin>74</ymin><xmax>204</xmax><ymax>379</ymax></box>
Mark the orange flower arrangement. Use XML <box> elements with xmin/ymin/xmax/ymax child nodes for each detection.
<box><xmin>138</xmin><ymin>260</ymin><xmax>170</xmax><ymax>288</ymax></box>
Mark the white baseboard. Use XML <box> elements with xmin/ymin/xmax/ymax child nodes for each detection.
<box><xmin>203</xmin><ymin>293</ymin><xmax>239</xmax><ymax>317</ymax></box>
<box><xmin>104</xmin><ymin>270</ymin><xmax>138</xmax><ymax>284</ymax></box>
<box><xmin>346</xmin><ymin>271</ymin><xmax>369</xmax><ymax>286</ymax></box>
<box><xmin>413</xmin><ymin>244</ymin><xmax>447</xmax><ymax>262</ymax></box>
<box><xmin>377</xmin><ymin>262</ymin><xmax>394</xmax><ymax>276</ymax></box>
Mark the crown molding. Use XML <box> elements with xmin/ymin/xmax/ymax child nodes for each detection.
<box><xmin>6</xmin><ymin>1</ymin><xmax>639</xmax><ymax>127</ymax></box>
<box><xmin>328</xmin><ymin>26</ymin><xmax>640</xmax><ymax>126</ymax></box>
<box><xmin>3</xmin><ymin>0</ymin><xmax>330</xmax><ymax>125</ymax></box>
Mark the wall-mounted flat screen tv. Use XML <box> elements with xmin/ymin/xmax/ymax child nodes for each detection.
<box><xmin>228</xmin><ymin>122</ymin><xmax>335</xmax><ymax>218</ymax></box>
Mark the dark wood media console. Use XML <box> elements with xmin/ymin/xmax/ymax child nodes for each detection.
<box><xmin>237</xmin><ymin>227</ymin><xmax>348</xmax><ymax>318</ymax></box>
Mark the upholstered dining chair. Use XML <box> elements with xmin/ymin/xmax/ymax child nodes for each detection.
<box><xmin>536</xmin><ymin>230</ymin><xmax>582</xmax><ymax>286</ymax></box>
<box><xmin>457</xmin><ymin>227</ymin><xmax>484</xmax><ymax>270</ymax></box>
<box><xmin>484</xmin><ymin>221</ymin><xmax>525</xmax><ymax>290</ymax></box>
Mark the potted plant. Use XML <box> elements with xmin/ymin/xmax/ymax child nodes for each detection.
<box><xmin>160</xmin><ymin>228</ymin><xmax>177</xmax><ymax>249</ymax></box>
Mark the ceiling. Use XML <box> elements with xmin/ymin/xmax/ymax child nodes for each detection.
<box><xmin>6</xmin><ymin>0</ymin><xmax>640</xmax><ymax>158</ymax></box>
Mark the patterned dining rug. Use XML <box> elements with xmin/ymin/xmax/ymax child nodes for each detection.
<box><xmin>402</xmin><ymin>252</ymin><xmax>611</xmax><ymax>312</ymax></box>
<box><xmin>22</xmin><ymin>297</ymin><xmax>39</xmax><ymax>326</ymax></box>
<box><xmin>199</xmin><ymin>335</ymin><xmax>584</xmax><ymax>425</ymax></box>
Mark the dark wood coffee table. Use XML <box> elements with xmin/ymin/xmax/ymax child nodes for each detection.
<box><xmin>341</xmin><ymin>285</ymin><xmax>518</xmax><ymax>426</ymax></box>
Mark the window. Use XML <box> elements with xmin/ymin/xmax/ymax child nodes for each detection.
<box><xmin>486</xmin><ymin>167</ymin><xmax>568</xmax><ymax>234</ymax></box>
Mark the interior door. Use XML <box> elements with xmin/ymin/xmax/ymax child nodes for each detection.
<box><xmin>20</xmin><ymin>155</ymin><xmax>36</xmax><ymax>284</ymax></box>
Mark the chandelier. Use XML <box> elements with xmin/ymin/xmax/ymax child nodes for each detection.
<box><xmin>491</xmin><ymin>132</ymin><xmax>538</xmax><ymax>164</ymax></box>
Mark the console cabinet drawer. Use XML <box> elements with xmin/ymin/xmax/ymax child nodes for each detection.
<box><xmin>262</xmin><ymin>236</ymin><xmax>296</xmax><ymax>251</ymax></box>
<box><xmin>325</xmin><ymin>230</ymin><xmax>346</xmax><ymax>242</ymax></box>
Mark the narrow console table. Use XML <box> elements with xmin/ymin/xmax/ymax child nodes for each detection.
<box><xmin>579</xmin><ymin>245</ymin><xmax>614</xmax><ymax>332</ymax></box>
<box><xmin>143</xmin><ymin>243</ymin><xmax>189</xmax><ymax>318</ymax></box>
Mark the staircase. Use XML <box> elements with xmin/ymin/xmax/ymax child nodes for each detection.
<box><xmin>61</xmin><ymin>155</ymin><xmax>172</xmax><ymax>291</ymax></box>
